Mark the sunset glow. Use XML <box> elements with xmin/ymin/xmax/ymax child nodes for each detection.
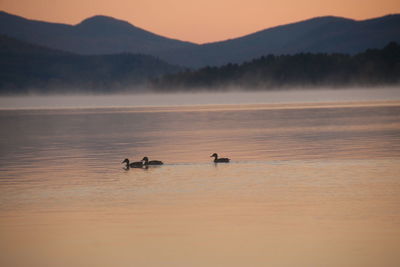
<box><xmin>1</xmin><ymin>0</ymin><xmax>399</xmax><ymax>43</ymax></box>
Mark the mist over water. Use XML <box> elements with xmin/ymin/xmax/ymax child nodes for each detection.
<box><xmin>1</xmin><ymin>88</ymin><xmax>400</xmax><ymax>267</ymax></box>
<box><xmin>1</xmin><ymin>87</ymin><xmax>400</xmax><ymax>109</ymax></box>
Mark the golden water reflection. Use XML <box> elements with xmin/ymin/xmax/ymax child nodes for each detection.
<box><xmin>0</xmin><ymin>102</ymin><xmax>400</xmax><ymax>266</ymax></box>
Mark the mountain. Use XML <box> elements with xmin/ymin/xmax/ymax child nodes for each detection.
<box><xmin>0</xmin><ymin>11</ymin><xmax>196</xmax><ymax>55</ymax></box>
<box><xmin>163</xmin><ymin>15</ymin><xmax>400</xmax><ymax>67</ymax></box>
<box><xmin>0</xmin><ymin>33</ymin><xmax>71</xmax><ymax>56</ymax></box>
<box><xmin>0</xmin><ymin>35</ymin><xmax>182</xmax><ymax>93</ymax></box>
<box><xmin>1</xmin><ymin>11</ymin><xmax>400</xmax><ymax>68</ymax></box>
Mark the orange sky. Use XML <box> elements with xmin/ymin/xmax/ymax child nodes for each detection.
<box><xmin>1</xmin><ymin>0</ymin><xmax>399</xmax><ymax>44</ymax></box>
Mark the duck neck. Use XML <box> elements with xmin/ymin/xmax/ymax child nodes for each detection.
<box><xmin>124</xmin><ymin>161</ymin><xmax>130</xmax><ymax>169</ymax></box>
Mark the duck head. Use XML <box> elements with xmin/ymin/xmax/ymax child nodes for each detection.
<box><xmin>210</xmin><ymin>153</ymin><xmax>218</xmax><ymax>158</ymax></box>
<box><xmin>122</xmin><ymin>158</ymin><xmax>129</xmax><ymax>164</ymax></box>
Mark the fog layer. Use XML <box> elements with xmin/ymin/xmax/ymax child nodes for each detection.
<box><xmin>0</xmin><ymin>88</ymin><xmax>399</xmax><ymax>110</ymax></box>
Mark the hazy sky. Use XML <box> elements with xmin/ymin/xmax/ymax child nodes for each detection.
<box><xmin>1</xmin><ymin>0</ymin><xmax>399</xmax><ymax>43</ymax></box>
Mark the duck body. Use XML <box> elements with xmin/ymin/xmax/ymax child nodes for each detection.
<box><xmin>122</xmin><ymin>158</ymin><xmax>144</xmax><ymax>168</ymax></box>
<box><xmin>142</xmin><ymin>157</ymin><xmax>164</xmax><ymax>166</ymax></box>
<box><xmin>211</xmin><ymin>153</ymin><xmax>230</xmax><ymax>163</ymax></box>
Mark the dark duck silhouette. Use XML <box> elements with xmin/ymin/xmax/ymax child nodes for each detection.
<box><xmin>142</xmin><ymin>157</ymin><xmax>163</xmax><ymax>166</ymax></box>
<box><xmin>210</xmin><ymin>153</ymin><xmax>230</xmax><ymax>163</ymax></box>
<box><xmin>122</xmin><ymin>158</ymin><xmax>144</xmax><ymax>168</ymax></box>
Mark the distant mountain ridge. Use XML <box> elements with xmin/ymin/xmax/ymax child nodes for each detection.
<box><xmin>0</xmin><ymin>11</ymin><xmax>196</xmax><ymax>55</ymax></box>
<box><xmin>167</xmin><ymin>14</ymin><xmax>400</xmax><ymax>67</ymax></box>
<box><xmin>1</xmin><ymin>11</ymin><xmax>400</xmax><ymax>67</ymax></box>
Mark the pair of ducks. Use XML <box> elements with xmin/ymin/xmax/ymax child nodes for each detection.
<box><xmin>122</xmin><ymin>153</ymin><xmax>230</xmax><ymax>169</ymax></box>
<box><xmin>122</xmin><ymin>157</ymin><xmax>163</xmax><ymax>169</ymax></box>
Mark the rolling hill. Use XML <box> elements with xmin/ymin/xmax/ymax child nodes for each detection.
<box><xmin>0</xmin><ymin>35</ymin><xmax>182</xmax><ymax>93</ymax></box>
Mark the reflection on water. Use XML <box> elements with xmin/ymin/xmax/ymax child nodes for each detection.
<box><xmin>0</xmin><ymin>101</ymin><xmax>400</xmax><ymax>267</ymax></box>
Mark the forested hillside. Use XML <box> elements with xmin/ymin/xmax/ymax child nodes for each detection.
<box><xmin>153</xmin><ymin>42</ymin><xmax>400</xmax><ymax>90</ymax></box>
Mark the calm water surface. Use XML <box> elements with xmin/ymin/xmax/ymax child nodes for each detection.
<box><xmin>0</xmin><ymin>99</ymin><xmax>400</xmax><ymax>267</ymax></box>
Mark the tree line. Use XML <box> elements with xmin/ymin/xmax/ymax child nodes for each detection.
<box><xmin>152</xmin><ymin>42</ymin><xmax>400</xmax><ymax>90</ymax></box>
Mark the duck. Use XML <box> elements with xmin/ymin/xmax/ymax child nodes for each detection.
<box><xmin>122</xmin><ymin>158</ymin><xmax>144</xmax><ymax>168</ymax></box>
<box><xmin>210</xmin><ymin>153</ymin><xmax>230</xmax><ymax>163</ymax></box>
<box><xmin>142</xmin><ymin>156</ymin><xmax>164</xmax><ymax>166</ymax></box>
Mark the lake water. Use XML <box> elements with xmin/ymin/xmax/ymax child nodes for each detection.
<box><xmin>1</xmin><ymin>90</ymin><xmax>400</xmax><ymax>267</ymax></box>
